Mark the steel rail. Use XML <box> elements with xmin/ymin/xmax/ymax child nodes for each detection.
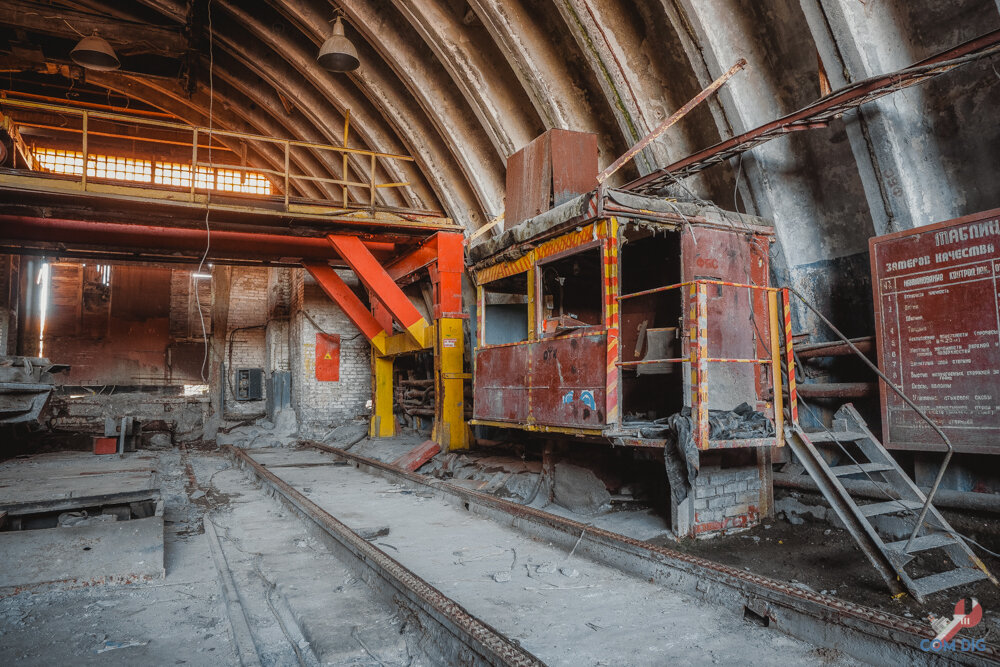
<box><xmin>227</xmin><ymin>446</ymin><xmax>544</xmax><ymax>667</ymax></box>
<box><xmin>299</xmin><ymin>441</ymin><xmax>1000</xmax><ymax>667</ymax></box>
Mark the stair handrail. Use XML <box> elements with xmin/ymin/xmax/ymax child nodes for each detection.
<box><xmin>784</xmin><ymin>286</ymin><xmax>952</xmax><ymax>555</ymax></box>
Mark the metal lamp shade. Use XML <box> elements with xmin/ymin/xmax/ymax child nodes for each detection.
<box><xmin>71</xmin><ymin>32</ymin><xmax>120</xmax><ymax>71</ymax></box>
<box><xmin>317</xmin><ymin>17</ymin><xmax>359</xmax><ymax>72</ymax></box>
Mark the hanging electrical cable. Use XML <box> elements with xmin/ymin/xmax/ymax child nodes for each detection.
<box><xmin>196</xmin><ymin>0</ymin><xmax>215</xmax><ymax>384</ymax></box>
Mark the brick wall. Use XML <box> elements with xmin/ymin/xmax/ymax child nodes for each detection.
<box><xmin>290</xmin><ymin>268</ymin><xmax>371</xmax><ymax>434</ymax></box>
<box><xmin>674</xmin><ymin>450</ymin><xmax>771</xmax><ymax>538</ymax></box>
<box><xmin>223</xmin><ymin>267</ymin><xmax>269</xmax><ymax>418</ymax></box>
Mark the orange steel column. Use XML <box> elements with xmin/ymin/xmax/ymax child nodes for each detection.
<box><xmin>432</xmin><ymin>232</ymin><xmax>468</xmax><ymax>450</ymax></box>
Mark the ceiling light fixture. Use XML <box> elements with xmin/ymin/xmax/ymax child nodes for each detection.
<box><xmin>70</xmin><ymin>31</ymin><xmax>120</xmax><ymax>71</ymax></box>
<box><xmin>317</xmin><ymin>16</ymin><xmax>359</xmax><ymax>72</ymax></box>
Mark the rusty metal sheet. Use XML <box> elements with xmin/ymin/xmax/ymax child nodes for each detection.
<box><xmin>681</xmin><ymin>228</ymin><xmax>770</xmax><ymax>410</ymax></box>
<box><xmin>870</xmin><ymin>207</ymin><xmax>1000</xmax><ymax>454</ymax></box>
<box><xmin>473</xmin><ymin>344</ymin><xmax>530</xmax><ymax>422</ymax></box>
<box><xmin>504</xmin><ymin>130</ymin><xmax>598</xmax><ymax>229</ymax></box>
<box><xmin>548</xmin><ymin>129</ymin><xmax>597</xmax><ymax>207</ymax></box>
<box><xmin>530</xmin><ymin>333</ymin><xmax>606</xmax><ymax>427</ymax></box>
<box><xmin>505</xmin><ymin>134</ymin><xmax>550</xmax><ymax>230</ymax></box>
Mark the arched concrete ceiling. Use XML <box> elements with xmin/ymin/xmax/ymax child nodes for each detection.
<box><xmin>3</xmin><ymin>0</ymin><xmax>999</xmax><ymax>328</ymax></box>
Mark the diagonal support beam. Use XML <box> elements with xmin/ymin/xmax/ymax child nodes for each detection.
<box><xmin>304</xmin><ymin>262</ymin><xmax>387</xmax><ymax>355</ymax></box>
<box><xmin>327</xmin><ymin>235</ymin><xmax>430</xmax><ymax>346</ymax></box>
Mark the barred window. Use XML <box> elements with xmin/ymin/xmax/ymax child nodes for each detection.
<box><xmin>34</xmin><ymin>147</ymin><xmax>271</xmax><ymax>195</ymax></box>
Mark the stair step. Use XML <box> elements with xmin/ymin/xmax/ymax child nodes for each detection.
<box><xmin>912</xmin><ymin>568</ymin><xmax>989</xmax><ymax>598</ymax></box>
<box><xmin>828</xmin><ymin>462</ymin><xmax>896</xmax><ymax>477</ymax></box>
<box><xmin>887</xmin><ymin>533</ymin><xmax>958</xmax><ymax>554</ymax></box>
<box><xmin>801</xmin><ymin>430</ymin><xmax>868</xmax><ymax>443</ymax></box>
<box><xmin>859</xmin><ymin>499</ymin><xmax>924</xmax><ymax>517</ymax></box>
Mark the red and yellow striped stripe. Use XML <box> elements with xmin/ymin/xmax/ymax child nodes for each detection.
<box><xmin>603</xmin><ymin>217</ymin><xmax>620</xmax><ymax>425</ymax></box>
<box><xmin>474</xmin><ymin>220</ymin><xmax>611</xmax><ymax>284</ymax></box>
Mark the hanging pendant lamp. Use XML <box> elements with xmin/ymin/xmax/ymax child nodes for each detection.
<box><xmin>318</xmin><ymin>16</ymin><xmax>360</xmax><ymax>72</ymax></box>
<box><xmin>70</xmin><ymin>30</ymin><xmax>121</xmax><ymax>71</ymax></box>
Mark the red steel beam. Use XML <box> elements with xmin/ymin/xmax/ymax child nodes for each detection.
<box><xmin>434</xmin><ymin>232</ymin><xmax>465</xmax><ymax>318</ymax></box>
<box><xmin>303</xmin><ymin>262</ymin><xmax>387</xmax><ymax>354</ymax></box>
<box><xmin>327</xmin><ymin>234</ymin><xmax>428</xmax><ymax>342</ymax></box>
<box><xmin>0</xmin><ymin>215</ymin><xmax>395</xmax><ymax>261</ymax></box>
<box><xmin>385</xmin><ymin>235</ymin><xmax>439</xmax><ymax>282</ymax></box>
<box><xmin>383</xmin><ymin>231</ymin><xmax>465</xmax><ymax>317</ymax></box>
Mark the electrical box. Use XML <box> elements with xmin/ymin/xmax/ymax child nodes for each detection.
<box><xmin>315</xmin><ymin>333</ymin><xmax>341</xmax><ymax>381</ymax></box>
<box><xmin>236</xmin><ymin>368</ymin><xmax>264</xmax><ymax>401</ymax></box>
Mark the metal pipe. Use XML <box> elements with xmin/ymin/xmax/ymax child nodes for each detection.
<box><xmin>784</xmin><ymin>287</ymin><xmax>953</xmax><ymax>554</ymax></box>
<box><xmin>0</xmin><ymin>215</ymin><xmax>395</xmax><ymax>261</ymax></box>
<box><xmin>597</xmin><ymin>58</ymin><xmax>747</xmax><ymax>183</ymax></box>
<box><xmin>619</xmin><ymin>278</ymin><xmax>778</xmax><ymax>302</ymax></box>
<box><xmin>793</xmin><ymin>382</ymin><xmax>876</xmax><ymax>398</ymax></box>
<box><xmin>795</xmin><ymin>336</ymin><xmax>875</xmax><ymax>359</ymax></box>
<box><xmin>768</xmin><ymin>290</ymin><xmax>785</xmax><ymax>448</ymax></box>
<box><xmin>773</xmin><ymin>472</ymin><xmax>1000</xmax><ymax>515</ymax></box>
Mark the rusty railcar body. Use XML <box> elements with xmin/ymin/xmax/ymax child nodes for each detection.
<box><xmin>468</xmin><ymin>188</ymin><xmax>790</xmax><ymax>452</ymax></box>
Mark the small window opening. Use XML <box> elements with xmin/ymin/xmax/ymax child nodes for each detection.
<box><xmin>481</xmin><ymin>273</ymin><xmax>529</xmax><ymax>345</ymax></box>
<box><xmin>538</xmin><ymin>247</ymin><xmax>602</xmax><ymax>335</ymax></box>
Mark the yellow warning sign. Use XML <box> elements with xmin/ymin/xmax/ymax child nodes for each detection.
<box><xmin>324</xmin><ymin>353</ymin><xmax>333</xmax><ymax>360</ymax></box>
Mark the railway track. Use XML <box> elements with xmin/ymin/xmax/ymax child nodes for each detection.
<box><xmin>221</xmin><ymin>442</ymin><xmax>984</xmax><ymax>665</ymax></box>
<box><xmin>225</xmin><ymin>442</ymin><xmax>1000</xmax><ymax>666</ymax></box>
<box><xmin>225</xmin><ymin>446</ymin><xmax>541</xmax><ymax>667</ymax></box>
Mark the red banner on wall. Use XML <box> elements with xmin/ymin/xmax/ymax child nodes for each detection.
<box><xmin>316</xmin><ymin>332</ymin><xmax>341</xmax><ymax>381</ymax></box>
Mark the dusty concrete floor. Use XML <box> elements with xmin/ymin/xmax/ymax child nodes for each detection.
<box><xmin>245</xmin><ymin>446</ymin><xmax>861</xmax><ymax>666</ymax></box>
<box><xmin>4</xmin><ymin>435</ymin><xmax>991</xmax><ymax>665</ymax></box>
<box><xmin>362</xmin><ymin>435</ymin><xmax>1000</xmax><ymax>647</ymax></box>
<box><xmin>0</xmin><ymin>449</ymin><xmax>233</xmax><ymax>665</ymax></box>
<box><xmin>0</xmin><ymin>447</ymin><xmax>430</xmax><ymax>666</ymax></box>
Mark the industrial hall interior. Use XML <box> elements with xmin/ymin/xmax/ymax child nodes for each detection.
<box><xmin>1</xmin><ymin>0</ymin><xmax>999</xmax><ymax>665</ymax></box>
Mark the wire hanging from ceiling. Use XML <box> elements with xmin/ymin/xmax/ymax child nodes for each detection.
<box><xmin>196</xmin><ymin>0</ymin><xmax>215</xmax><ymax>383</ymax></box>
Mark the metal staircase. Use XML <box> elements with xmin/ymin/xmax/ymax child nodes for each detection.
<box><xmin>784</xmin><ymin>404</ymin><xmax>997</xmax><ymax>603</ymax></box>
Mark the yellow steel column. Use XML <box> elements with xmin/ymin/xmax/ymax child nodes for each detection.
<box><xmin>436</xmin><ymin>317</ymin><xmax>468</xmax><ymax>450</ymax></box>
<box><xmin>767</xmin><ymin>290</ymin><xmax>785</xmax><ymax>447</ymax></box>
<box><xmin>526</xmin><ymin>265</ymin><xmax>536</xmax><ymax>341</ymax></box>
<box><xmin>371</xmin><ymin>352</ymin><xmax>395</xmax><ymax>438</ymax></box>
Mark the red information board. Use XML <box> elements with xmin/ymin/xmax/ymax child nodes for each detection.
<box><xmin>315</xmin><ymin>333</ymin><xmax>340</xmax><ymax>382</ymax></box>
<box><xmin>870</xmin><ymin>208</ymin><xmax>1000</xmax><ymax>454</ymax></box>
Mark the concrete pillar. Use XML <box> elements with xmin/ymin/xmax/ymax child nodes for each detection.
<box><xmin>0</xmin><ymin>255</ymin><xmax>17</xmax><ymax>356</ymax></box>
<box><xmin>799</xmin><ymin>0</ymin><xmax>954</xmax><ymax>232</ymax></box>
